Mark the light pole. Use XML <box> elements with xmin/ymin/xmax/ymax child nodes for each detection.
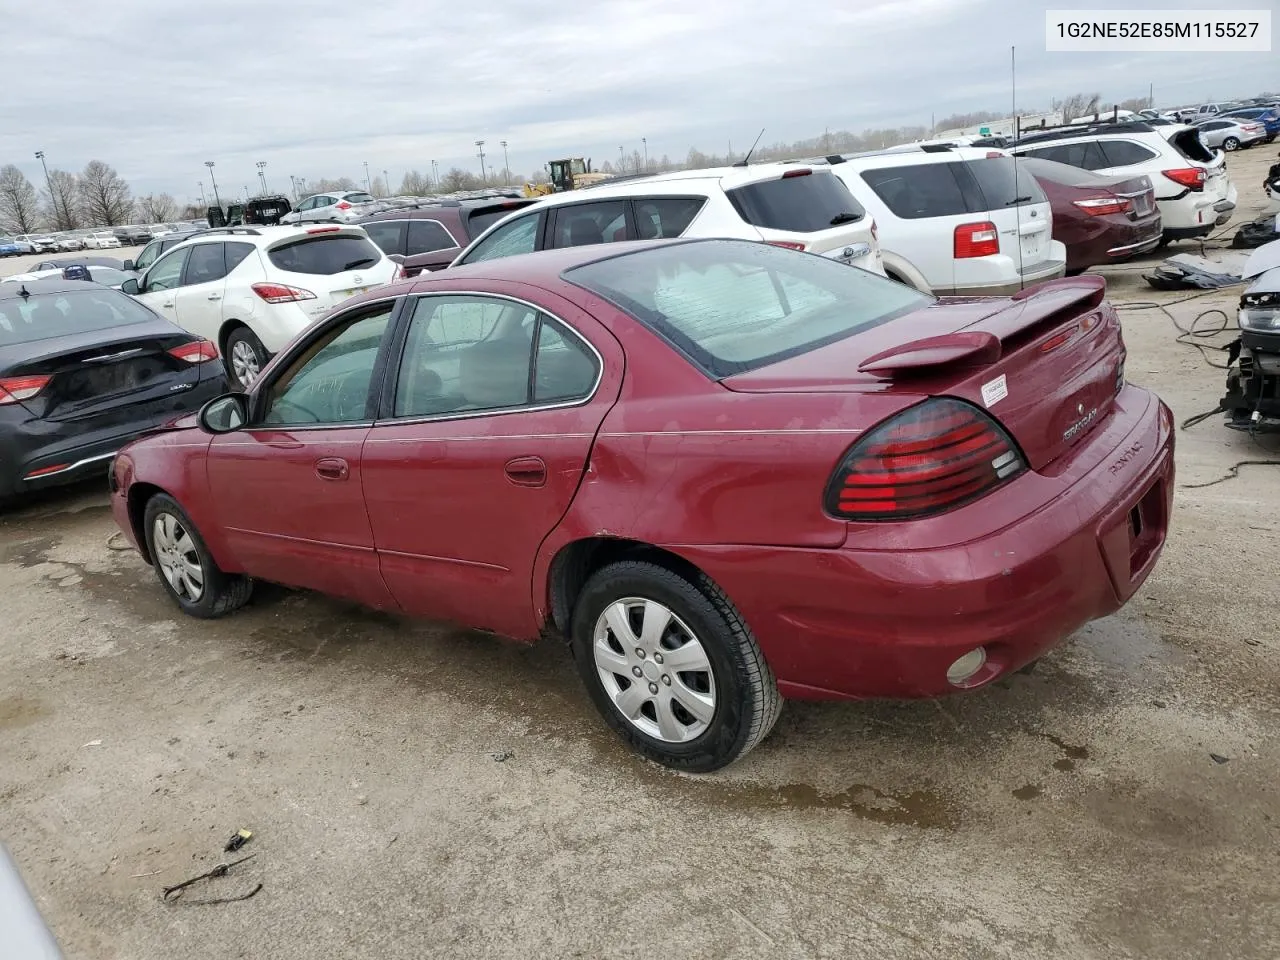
<box><xmin>619</xmin><ymin>144</ymin><xmax>624</xmax><ymax>170</ymax></box>
<box><xmin>34</xmin><ymin>150</ymin><xmax>62</xmax><ymax>228</ymax></box>
<box><xmin>256</xmin><ymin>161</ymin><xmax>268</xmax><ymax>195</ymax></box>
<box><xmin>475</xmin><ymin>141</ymin><xmax>487</xmax><ymax>182</ymax></box>
<box><xmin>383</xmin><ymin>169</ymin><xmax>389</xmax><ymax>197</ymax></box>
<box><xmin>243</xmin><ymin>185</ymin><xmax>250</xmax><ymax>202</ymax></box>
<box><xmin>500</xmin><ymin>140</ymin><xmax>510</xmax><ymax>183</ymax></box>
<box><xmin>198</xmin><ymin>181</ymin><xmax>207</xmax><ymax>207</ymax></box>
<box><xmin>204</xmin><ymin>161</ymin><xmax>221</xmax><ymax>210</ymax></box>
<box><xmin>363</xmin><ymin>161</ymin><xmax>371</xmax><ymax>193</ymax></box>
<box><xmin>642</xmin><ymin>137</ymin><xmax>648</xmax><ymax>171</ymax></box>
<box><xmin>431</xmin><ymin>160</ymin><xmax>439</xmax><ymax>188</ymax></box>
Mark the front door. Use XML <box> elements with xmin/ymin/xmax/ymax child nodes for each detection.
<box><xmin>133</xmin><ymin>246</ymin><xmax>190</xmax><ymax>325</ymax></box>
<box><xmin>361</xmin><ymin>290</ymin><xmax>620</xmax><ymax>639</ymax></box>
<box><xmin>205</xmin><ymin>300</ymin><xmax>400</xmax><ymax>609</ymax></box>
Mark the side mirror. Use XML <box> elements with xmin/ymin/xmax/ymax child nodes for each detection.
<box><xmin>122</xmin><ymin>259</ymin><xmax>134</xmax><ymax>272</ymax></box>
<box><xmin>198</xmin><ymin>393</ymin><xmax>249</xmax><ymax>434</ymax></box>
<box><xmin>120</xmin><ymin>277</ymin><xmax>140</xmax><ymax>295</ymax></box>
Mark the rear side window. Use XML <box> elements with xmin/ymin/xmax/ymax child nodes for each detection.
<box><xmin>859</xmin><ymin>163</ymin><xmax>970</xmax><ymax>218</ymax></box>
<box><xmin>347</xmin><ymin>193</ymin><xmax>375</xmax><ymax>204</ymax></box>
<box><xmin>268</xmin><ymin>235</ymin><xmax>382</xmax><ymax>275</ymax></box>
<box><xmin>1100</xmin><ymin>141</ymin><xmax>1159</xmax><ymax>166</ymax></box>
<box><xmin>964</xmin><ymin>156</ymin><xmax>1047</xmax><ymax>208</ymax></box>
<box><xmin>634</xmin><ymin>198</ymin><xmax>705</xmax><ymax>239</ymax></box>
<box><xmin>552</xmin><ymin>201</ymin><xmax>629</xmax><ymax>248</ymax></box>
<box><xmin>727</xmin><ymin>171</ymin><xmax>864</xmax><ymax>232</ymax></box>
<box><xmin>407</xmin><ymin>219</ymin><xmax>458</xmax><ymax>255</ymax></box>
<box><xmin>1021</xmin><ymin>141</ymin><xmax>1110</xmax><ymax>171</ymax></box>
<box><xmin>225</xmin><ymin>242</ymin><xmax>255</xmax><ymax>273</ymax></box>
<box><xmin>363</xmin><ymin>220</ymin><xmax>406</xmax><ymax>255</ymax></box>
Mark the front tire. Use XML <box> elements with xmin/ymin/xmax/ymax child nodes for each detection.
<box><xmin>1223</xmin><ymin>137</ymin><xmax>1240</xmax><ymax>151</ymax></box>
<box><xmin>143</xmin><ymin>494</ymin><xmax>251</xmax><ymax>619</ymax></box>
<box><xmin>225</xmin><ymin>326</ymin><xmax>268</xmax><ymax>390</ymax></box>
<box><xmin>570</xmin><ymin>560</ymin><xmax>782</xmax><ymax>772</ymax></box>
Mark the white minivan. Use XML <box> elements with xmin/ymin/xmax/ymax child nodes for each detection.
<box><xmin>822</xmin><ymin>147</ymin><xmax>1066</xmax><ymax>295</ymax></box>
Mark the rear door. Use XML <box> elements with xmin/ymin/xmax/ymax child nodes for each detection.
<box><xmin>173</xmin><ymin>241</ymin><xmax>256</xmax><ymax>342</ymax></box>
<box><xmin>360</xmin><ymin>289</ymin><xmax>620</xmax><ymax>640</ymax></box>
<box><xmin>403</xmin><ymin>218</ymin><xmax>461</xmax><ymax>273</ymax></box>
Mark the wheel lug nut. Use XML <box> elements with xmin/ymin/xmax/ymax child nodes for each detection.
<box><xmin>632</xmin><ymin>666</ymin><xmax>642</xmax><ymax>678</ymax></box>
<box><xmin>648</xmin><ymin>682</ymin><xmax>659</xmax><ymax>694</ymax></box>
<box><xmin>635</xmin><ymin>648</ymin><xmax>645</xmax><ymax>659</ymax></box>
<box><xmin>653</xmin><ymin>653</ymin><xmax>664</xmax><ymax>664</ymax></box>
<box><xmin>661</xmin><ymin>675</ymin><xmax>671</xmax><ymax>686</ymax></box>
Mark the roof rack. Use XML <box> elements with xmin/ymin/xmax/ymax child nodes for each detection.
<box><xmin>1015</xmin><ymin>119</ymin><xmax>1156</xmax><ymax>145</ymax></box>
<box><xmin>192</xmin><ymin>227</ymin><xmax>263</xmax><ymax>237</ymax></box>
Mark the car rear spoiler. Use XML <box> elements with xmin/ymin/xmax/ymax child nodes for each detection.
<box><xmin>857</xmin><ymin>275</ymin><xmax>1107</xmax><ymax>374</ymax></box>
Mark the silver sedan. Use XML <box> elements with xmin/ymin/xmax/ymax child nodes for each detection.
<box><xmin>1195</xmin><ymin>117</ymin><xmax>1268</xmax><ymax>151</ymax></box>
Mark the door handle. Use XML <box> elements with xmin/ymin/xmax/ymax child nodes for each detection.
<box><xmin>315</xmin><ymin>457</ymin><xmax>350</xmax><ymax>481</ymax></box>
<box><xmin>161</xmin><ymin>301</ymin><xmax>175</xmax><ymax>308</ymax></box>
<box><xmin>504</xmin><ymin>456</ymin><xmax>547</xmax><ymax>487</ymax></box>
<box><xmin>207</xmin><ymin>294</ymin><xmax>222</xmax><ymax>301</ymax></box>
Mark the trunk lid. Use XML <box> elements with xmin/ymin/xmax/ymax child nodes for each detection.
<box><xmin>723</xmin><ymin>275</ymin><xmax>1123</xmax><ymax>471</ymax></box>
<box><xmin>264</xmin><ymin>228</ymin><xmax>397</xmax><ymax>318</ymax></box>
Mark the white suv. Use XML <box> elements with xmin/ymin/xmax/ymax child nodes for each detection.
<box><xmin>123</xmin><ymin>225</ymin><xmax>398</xmax><ymax>389</ymax></box>
<box><xmin>451</xmin><ymin>164</ymin><xmax>883</xmax><ymax>274</ymax></box>
<box><xmin>1011</xmin><ymin>121</ymin><xmax>1236</xmax><ymax>244</ymax></box>
<box><xmin>819</xmin><ymin>146</ymin><xmax>1065</xmax><ymax>295</ymax></box>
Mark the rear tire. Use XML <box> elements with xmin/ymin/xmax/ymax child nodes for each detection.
<box><xmin>224</xmin><ymin>326</ymin><xmax>268</xmax><ymax>390</ymax></box>
<box><xmin>570</xmin><ymin>560</ymin><xmax>782</xmax><ymax>772</ymax></box>
<box><xmin>143</xmin><ymin>494</ymin><xmax>251</xmax><ymax>619</ymax></box>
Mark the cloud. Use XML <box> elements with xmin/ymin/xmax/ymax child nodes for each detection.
<box><xmin>1</xmin><ymin>0</ymin><xmax>1272</xmax><ymax>201</ymax></box>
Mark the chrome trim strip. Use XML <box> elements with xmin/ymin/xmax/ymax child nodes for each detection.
<box><xmin>1106</xmin><ymin>236</ymin><xmax>1162</xmax><ymax>256</ymax></box>
<box><xmin>25</xmin><ymin>450</ymin><xmax>118</xmax><ymax>480</ymax></box>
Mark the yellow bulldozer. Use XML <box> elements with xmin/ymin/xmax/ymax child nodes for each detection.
<box><xmin>523</xmin><ymin>157</ymin><xmax>612</xmax><ymax>198</ymax></box>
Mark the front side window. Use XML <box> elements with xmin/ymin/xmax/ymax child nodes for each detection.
<box><xmin>552</xmin><ymin>201</ymin><xmax>629</xmax><ymax>248</ymax></box>
<box><xmin>565</xmin><ymin>239</ymin><xmax>929</xmax><ymax>378</ymax></box>
<box><xmin>261</xmin><ymin>306</ymin><xmax>393</xmax><ymax>425</ymax></box>
<box><xmin>183</xmin><ymin>243</ymin><xmax>229</xmax><ymax>285</ymax></box>
<box><xmin>460</xmin><ymin>213</ymin><xmax>541</xmax><ymax>264</ymax></box>
<box><xmin>134</xmin><ymin>240</ymin><xmax>162</xmax><ymax>270</ymax></box>
<box><xmin>363</xmin><ymin>220</ymin><xmax>407</xmax><ymax>255</ymax></box>
<box><xmin>1023</xmin><ymin>140</ymin><xmax>1109</xmax><ymax>171</ymax></box>
<box><xmin>144</xmin><ymin>248</ymin><xmax>189</xmax><ymax>292</ymax></box>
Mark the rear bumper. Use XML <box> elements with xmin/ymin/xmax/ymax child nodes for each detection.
<box><xmin>947</xmin><ymin>259</ymin><xmax>1066</xmax><ymax>297</ymax></box>
<box><xmin>671</xmin><ymin>386</ymin><xmax>1175</xmax><ymax>700</ymax></box>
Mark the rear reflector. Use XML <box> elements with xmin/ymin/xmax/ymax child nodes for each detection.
<box><xmin>252</xmin><ymin>282</ymin><xmax>317</xmax><ymax>303</ymax></box>
<box><xmin>825</xmin><ymin>398</ymin><xmax>1026</xmax><ymax>521</ymax></box>
<box><xmin>305</xmin><ymin>226</ymin><xmax>342</xmax><ymax>234</ymax></box>
<box><xmin>1073</xmin><ymin>196</ymin><xmax>1132</xmax><ymax>216</ymax></box>
<box><xmin>781</xmin><ymin>169</ymin><xmax>812</xmax><ymax>178</ymax></box>
<box><xmin>167</xmin><ymin>340</ymin><xmax>220</xmax><ymax>364</ymax></box>
<box><xmin>0</xmin><ymin>375</ymin><xmax>52</xmax><ymax>405</ymax></box>
<box><xmin>24</xmin><ymin>463</ymin><xmax>70</xmax><ymax>479</ymax></box>
<box><xmin>1161</xmin><ymin>167</ymin><xmax>1205</xmax><ymax>191</ymax></box>
<box><xmin>954</xmin><ymin>221</ymin><xmax>999</xmax><ymax>259</ymax></box>
<box><xmin>765</xmin><ymin>240</ymin><xmax>807</xmax><ymax>251</ymax></box>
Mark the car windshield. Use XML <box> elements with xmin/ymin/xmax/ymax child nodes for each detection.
<box><xmin>0</xmin><ymin>288</ymin><xmax>155</xmax><ymax>346</ymax></box>
<box><xmin>564</xmin><ymin>240</ymin><xmax>930</xmax><ymax>377</ymax></box>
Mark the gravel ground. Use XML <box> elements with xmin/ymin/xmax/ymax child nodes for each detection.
<box><xmin>3</xmin><ymin>150</ymin><xmax>1280</xmax><ymax>960</ymax></box>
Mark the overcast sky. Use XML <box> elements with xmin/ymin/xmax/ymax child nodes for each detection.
<box><xmin>1</xmin><ymin>0</ymin><xmax>1274</xmax><ymax>204</ymax></box>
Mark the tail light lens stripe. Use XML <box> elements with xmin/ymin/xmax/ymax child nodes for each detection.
<box><xmin>0</xmin><ymin>375</ymin><xmax>52</xmax><ymax>405</ymax></box>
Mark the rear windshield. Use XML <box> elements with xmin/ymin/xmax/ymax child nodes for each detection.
<box><xmin>726</xmin><ymin>171</ymin><xmax>865</xmax><ymax>233</ymax></box>
<box><xmin>965</xmin><ymin>156</ymin><xmax>1047</xmax><ymax>208</ymax></box>
<box><xmin>466</xmin><ymin>202</ymin><xmax>536</xmax><ymax>237</ymax></box>
<box><xmin>267</xmin><ymin>235</ymin><xmax>382</xmax><ymax>275</ymax></box>
<box><xmin>564</xmin><ymin>239</ymin><xmax>929</xmax><ymax>378</ymax></box>
<box><xmin>1168</xmin><ymin>128</ymin><xmax>1216</xmax><ymax>163</ymax></box>
<box><xmin>0</xmin><ymin>289</ymin><xmax>154</xmax><ymax>346</ymax></box>
<box><xmin>347</xmin><ymin>193</ymin><xmax>375</xmax><ymax>204</ymax></box>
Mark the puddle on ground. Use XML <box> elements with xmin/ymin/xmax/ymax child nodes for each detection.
<box><xmin>726</xmin><ymin>781</ymin><xmax>958</xmax><ymax>829</ymax></box>
<box><xmin>1054</xmin><ymin>758</ymin><xmax>1076</xmax><ymax>772</ymax></box>
<box><xmin>0</xmin><ymin>536</ymin><xmax>61</xmax><ymax>568</ymax></box>
<box><xmin>0</xmin><ymin>697</ymin><xmax>49</xmax><ymax>731</ymax></box>
<box><xmin>1040</xmin><ymin>733</ymin><xmax>1090</xmax><ymax>760</ymax></box>
<box><xmin>1012</xmin><ymin>784</ymin><xmax>1043</xmax><ymax>801</ymax></box>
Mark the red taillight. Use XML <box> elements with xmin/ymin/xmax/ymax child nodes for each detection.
<box><xmin>781</xmin><ymin>169</ymin><xmax>812</xmax><ymax>179</ymax></box>
<box><xmin>825</xmin><ymin>398</ymin><xmax>1026</xmax><ymax>521</ymax></box>
<box><xmin>1072</xmin><ymin>196</ymin><xmax>1133</xmax><ymax>216</ymax></box>
<box><xmin>167</xmin><ymin>339</ymin><xmax>219</xmax><ymax>364</ymax></box>
<box><xmin>251</xmin><ymin>282</ymin><xmax>317</xmax><ymax>304</ymax></box>
<box><xmin>335</xmin><ymin>201</ymin><xmax>352</xmax><ymax>210</ymax></box>
<box><xmin>766</xmin><ymin>240</ymin><xmax>807</xmax><ymax>251</ymax></box>
<box><xmin>0</xmin><ymin>375</ymin><xmax>51</xmax><ymax>405</ymax></box>
<box><xmin>305</xmin><ymin>226</ymin><xmax>341</xmax><ymax>234</ymax></box>
<box><xmin>954</xmin><ymin>221</ymin><xmax>999</xmax><ymax>259</ymax></box>
<box><xmin>1161</xmin><ymin>167</ymin><xmax>1205</xmax><ymax>191</ymax></box>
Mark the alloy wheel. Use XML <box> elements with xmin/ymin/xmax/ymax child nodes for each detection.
<box><xmin>593</xmin><ymin>597</ymin><xmax>716</xmax><ymax>742</ymax></box>
<box><xmin>152</xmin><ymin>512</ymin><xmax>205</xmax><ymax>601</ymax></box>
<box><xmin>230</xmin><ymin>339</ymin><xmax>261</xmax><ymax>386</ymax></box>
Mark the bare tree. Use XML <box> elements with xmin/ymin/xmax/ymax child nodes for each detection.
<box><xmin>306</xmin><ymin>177</ymin><xmax>358</xmax><ymax>194</ymax></box>
<box><xmin>78</xmin><ymin>160</ymin><xmax>133</xmax><ymax>225</ymax></box>
<box><xmin>1053</xmin><ymin>92</ymin><xmax>1102</xmax><ymax>122</ymax></box>
<box><xmin>369</xmin><ymin>175</ymin><xmax>389</xmax><ymax>198</ymax></box>
<box><xmin>439</xmin><ymin>168</ymin><xmax>482</xmax><ymax>192</ymax></box>
<box><xmin>43</xmin><ymin>169</ymin><xmax>82</xmax><ymax>230</ymax></box>
<box><xmin>0</xmin><ymin>165</ymin><xmax>41</xmax><ymax>233</ymax></box>
<box><xmin>398</xmin><ymin>170</ymin><xmax>430</xmax><ymax>195</ymax></box>
<box><xmin>136</xmin><ymin>193</ymin><xmax>179</xmax><ymax>223</ymax></box>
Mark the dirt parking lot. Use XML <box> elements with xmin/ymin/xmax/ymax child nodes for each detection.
<box><xmin>3</xmin><ymin>152</ymin><xmax>1280</xmax><ymax>960</ymax></box>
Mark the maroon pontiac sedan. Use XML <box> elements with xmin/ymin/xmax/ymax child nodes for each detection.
<box><xmin>109</xmin><ymin>239</ymin><xmax>1173</xmax><ymax>771</ymax></box>
<box><xmin>1019</xmin><ymin>157</ymin><xmax>1162</xmax><ymax>272</ymax></box>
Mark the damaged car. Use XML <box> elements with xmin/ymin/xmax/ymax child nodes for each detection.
<box><xmin>1223</xmin><ymin>242</ymin><xmax>1280</xmax><ymax>430</ymax></box>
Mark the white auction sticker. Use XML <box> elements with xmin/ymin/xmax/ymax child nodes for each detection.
<box><xmin>981</xmin><ymin>375</ymin><xmax>1008</xmax><ymax>409</ymax></box>
<box><xmin>1046</xmin><ymin>9</ymin><xmax>1271</xmax><ymax>52</ymax></box>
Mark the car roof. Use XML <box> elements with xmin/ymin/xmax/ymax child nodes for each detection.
<box><xmin>162</xmin><ymin>224</ymin><xmax>370</xmax><ymax>249</ymax></box>
<box><xmin>828</xmin><ymin>145</ymin><xmax>1005</xmax><ymax>169</ymax></box>
<box><xmin>0</xmin><ymin>276</ymin><xmax>122</xmax><ymax>299</ymax></box>
<box><xmin>515</xmin><ymin>163</ymin><xmax>827</xmax><ymax>210</ymax></box>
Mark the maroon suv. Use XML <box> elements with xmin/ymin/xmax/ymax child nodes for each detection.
<box><xmin>1020</xmin><ymin>157</ymin><xmax>1162</xmax><ymax>273</ymax></box>
<box><xmin>357</xmin><ymin>197</ymin><xmax>537</xmax><ymax>276</ymax></box>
